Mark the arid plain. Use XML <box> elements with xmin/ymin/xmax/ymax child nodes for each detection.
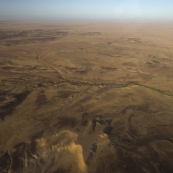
<box><xmin>0</xmin><ymin>21</ymin><xmax>173</xmax><ymax>173</ymax></box>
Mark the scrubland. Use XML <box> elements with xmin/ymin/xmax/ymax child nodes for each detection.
<box><xmin>0</xmin><ymin>21</ymin><xmax>173</xmax><ymax>173</ymax></box>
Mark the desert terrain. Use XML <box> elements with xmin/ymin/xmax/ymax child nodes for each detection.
<box><xmin>0</xmin><ymin>21</ymin><xmax>173</xmax><ymax>173</ymax></box>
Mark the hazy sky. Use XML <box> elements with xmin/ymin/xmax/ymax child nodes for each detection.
<box><xmin>0</xmin><ymin>0</ymin><xmax>173</xmax><ymax>21</ymax></box>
